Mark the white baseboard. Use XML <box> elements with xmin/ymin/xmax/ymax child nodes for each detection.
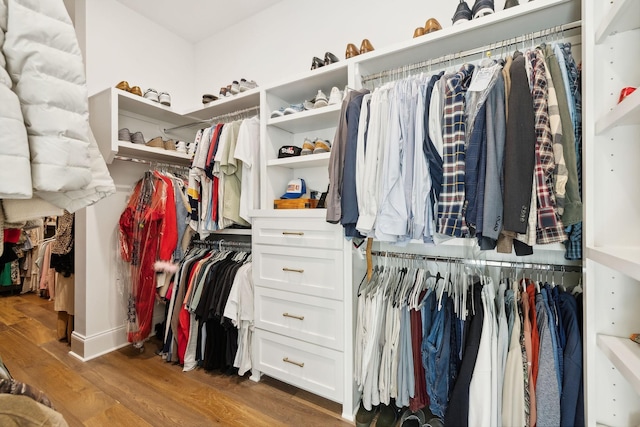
<box><xmin>69</xmin><ymin>326</ymin><xmax>129</xmax><ymax>361</ymax></box>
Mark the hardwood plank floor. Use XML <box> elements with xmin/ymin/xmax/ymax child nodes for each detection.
<box><xmin>0</xmin><ymin>293</ymin><xmax>354</xmax><ymax>426</ymax></box>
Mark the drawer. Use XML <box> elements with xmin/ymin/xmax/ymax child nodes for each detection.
<box><xmin>253</xmin><ymin>245</ymin><xmax>344</xmax><ymax>300</ymax></box>
<box><xmin>252</xmin><ymin>217</ymin><xmax>343</xmax><ymax>250</ymax></box>
<box><xmin>254</xmin><ymin>329</ymin><xmax>343</xmax><ymax>402</ymax></box>
<box><xmin>255</xmin><ymin>287</ymin><xmax>344</xmax><ymax>351</ymax></box>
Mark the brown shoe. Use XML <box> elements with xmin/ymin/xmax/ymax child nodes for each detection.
<box><xmin>345</xmin><ymin>43</ymin><xmax>360</xmax><ymax>59</ymax></box>
<box><xmin>115</xmin><ymin>81</ymin><xmax>130</xmax><ymax>91</ymax></box>
<box><xmin>145</xmin><ymin>136</ymin><xmax>164</xmax><ymax>149</ymax></box>
<box><xmin>360</xmin><ymin>39</ymin><xmax>374</xmax><ymax>54</ymax></box>
<box><xmin>164</xmin><ymin>139</ymin><xmax>176</xmax><ymax>151</ymax></box>
<box><xmin>129</xmin><ymin>86</ymin><xmax>143</xmax><ymax>96</ymax></box>
<box><xmin>424</xmin><ymin>18</ymin><xmax>442</xmax><ymax>33</ymax></box>
<box><xmin>413</xmin><ymin>27</ymin><xmax>426</xmax><ymax>38</ymax></box>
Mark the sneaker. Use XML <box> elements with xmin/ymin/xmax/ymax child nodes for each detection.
<box><xmin>301</xmin><ymin>138</ymin><xmax>315</xmax><ymax>155</ymax></box>
<box><xmin>146</xmin><ymin>136</ymin><xmax>164</xmax><ymax>149</ymax></box>
<box><xmin>220</xmin><ymin>87</ymin><xmax>229</xmax><ymax>98</ymax></box>
<box><xmin>230</xmin><ymin>81</ymin><xmax>240</xmax><ymax>95</ymax></box>
<box><xmin>187</xmin><ymin>142</ymin><xmax>197</xmax><ymax>156</ymax></box>
<box><xmin>131</xmin><ymin>131</ymin><xmax>145</xmax><ymax>144</ymax></box>
<box><xmin>303</xmin><ymin>99</ymin><xmax>315</xmax><ymax>110</ymax></box>
<box><xmin>202</xmin><ymin>93</ymin><xmax>218</xmax><ymax>104</ymax></box>
<box><xmin>225</xmin><ymin>85</ymin><xmax>232</xmax><ymax>96</ymax></box>
<box><xmin>164</xmin><ymin>139</ymin><xmax>176</xmax><ymax>150</ymax></box>
<box><xmin>452</xmin><ymin>0</ymin><xmax>472</xmax><ymax>24</ymax></box>
<box><xmin>158</xmin><ymin>92</ymin><xmax>171</xmax><ymax>106</ymax></box>
<box><xmin>239</xmin><ymin>79</ymin><xmax>258</xmax><ymax>92</ymax></box>
<box><xmin>270</xmin><ymin>107</ymin><xmax>286</xmax><ymax>118</ymax></box>
<box><xmin>313</xmin><ymin>90</ymin><xmax>328</xmax><ymax>108</ymax></box>
<box><xmin>144</xmin><ymin>88</ymin><xmax>160</xmax><ymax>102</ymax></box>
<box><xmin>313</xmin><ymin>139</ymin><xmax>331</xmax><ymax>154</ymax></box>
<box><xmin>118</xmin><ymin>128</ymin><xmax>132</xmax><ymax>142</ymax></box>
<box><xmin>328</xmin><ymin>87</ymin><xmax>343</xmax><ymax>105</ymax></box>
<box><xmin>472</xmin><ymin>0</ymin><xmax>494</xmax><ymax>18</ymax></box>
<box><xmin>176</xmin><ymin>140</ymin><xmax>187</xmax><ymax>153</ymax></box>
<box><xmin>284</xmin><ymin>103</ymin><xmax>304</xmax><ymax>115</ymax></box>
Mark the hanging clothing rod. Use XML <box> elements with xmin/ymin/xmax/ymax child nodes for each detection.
<box><xmin>191</xmin><ymin>239</ymin><xmax>251</xmax><ymax>250</ymax></box>
<box><xmin>113</xmin><ymin>155</ymin><xmax>191</xmax><ymax>172</ymax></box>
<box><xmin>163</xmin><ymin>105</ymin><xmax>260</xmax><ymax>133</ymax></box>
<box><xmin>369</xmin><ymin>250</ymin><xmax>582</xmax><ymax>273</ymax></box>
<box><xmin>361</xmin><ymin>20</ymin><xmax>582</xmax><ymax>85</ymax></box>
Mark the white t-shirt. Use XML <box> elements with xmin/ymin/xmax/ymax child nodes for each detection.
<box><xmin>233</xmin><ymin>117</ymin><xmax>260</xmax><ymax>224</ymax></box>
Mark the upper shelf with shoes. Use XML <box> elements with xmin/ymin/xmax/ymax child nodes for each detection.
<box><xmin>353</xmin><ymin>0</ymin><xmax>581</xmax><ymax>77</ymax></box>
<box><xmin>183</xmin><ymin>86</ymin><xmax>261</xmax><ymax>120</ymax></box>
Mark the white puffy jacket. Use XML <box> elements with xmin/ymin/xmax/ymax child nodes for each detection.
<box><xmin>1</xmin><ymin>0</ymin><xmax>115</xmax><ymax>220</ymax></box>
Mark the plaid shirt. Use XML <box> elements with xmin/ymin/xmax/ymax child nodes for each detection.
<box><xmin>527</xmin><ymin>50</ymin><xmax>567</xmax><ymax>244</ymax></box>
<box><xmin>437</xmin><ymin>63</ymin><xmax>475</xmax><ymax>237</ymax></box>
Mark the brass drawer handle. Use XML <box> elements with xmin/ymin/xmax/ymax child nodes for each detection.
<box><xmin>282</xmin><ymin>267</ymin><xmax>304</xmax><ymax>273</ymax></box>
<box><xmin>283</xmin><ymin>357</ymin><xmax>304</xmax><ymax>368</ymax></box>
<box><xmin>282</xmin><ymin>231</ymin><xmax>304</xmax><ymax>236</ymax></box>
<box><xmin>282</xmin><ymin>312</ymin><xmax>304</xmax><ymax>321</ymax></box>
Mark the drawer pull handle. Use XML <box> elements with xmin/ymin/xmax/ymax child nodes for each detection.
<box><xmin>282</xmin><ymin>312</ymin><xmax>305</xmax><ymax>321</ymax></box>
<box><xmin>283</xmin><ymin>357</ymin><xmax>304</xmax><ymax>368</ymax></box>
<box><xmin>282</xmin><ymin>231</ymin><xmax>304</xmax><ymax>236</ymax></box>
<box><xmin>282</xmin><ymin>267</ymin><xmax>304</xmax><ymax>273</ymax></box>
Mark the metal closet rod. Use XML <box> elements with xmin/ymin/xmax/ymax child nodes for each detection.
<box><xmin>113</xmin><ymin>155</ymin><xmax>191</xmax><ymax>171</ymax></box>
<box><xmin>369</xmin><ymin>250</ymin><xmax>582</xmax><ymax>273</ymax></box>
<box><xmin>164</xmin><ymin>105</ymin><xmax>260</xmax><ymax>133</ymax></box>
<box><xmin>361</xmin><ymin>20</ymin><xmax>582</xmax><ymax>84</ymax></box>
<box><xmin>191</xmin><ymin>239</ymin><xmax>251</xmax><ymax>250</ymax></box>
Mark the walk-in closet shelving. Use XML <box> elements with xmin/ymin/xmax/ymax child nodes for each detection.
<box><xmin>584</xmin><ymin>0</ymin><xmax>640</xmax><ymax>423</ymax></box>
<box><xmin>182</xmin><ymin>86</ymin><xmax>261</xmax><ymax>120</ymax></box>
<box><xmin>260</xmin><ymin>62</ymin><xmax>349</xmax><ymax>208</ymax></box>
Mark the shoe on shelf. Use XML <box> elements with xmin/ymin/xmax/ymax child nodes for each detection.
<box><xmin>230</xmin><ymin>81</ymin><xmax>241</xmax><ymax>94</ymax></box>
<box><xmin>313</xmin><ymin>139</ymin><xmax>331</xmax><ymax>154</ymax></box>
<box><xmin>452</xmin><ymin>0</ymin><xmax>472</xmax><ymax>24</ymax></box>
<box><xmin>187</xmin><ymin>142</ymin><xmax>197</xmax><ymax>156</ymax></box>
<box><xmin>270</xmin><ymin>107</ymin><xmax>286</xmax><ymax>118</ymax></box>
<box><xmin>202</xmin><ymin>93</ymin><xmax>218</xmax><ymax>104</ymax></box>
<box><xmin>176</xmin><ymin>140</ymin><xmax>187</xmax><ymax>153</ymax></box>
<box><xmin>164</xmin><ymin>139</ymin><xmax>176</xmax><ymax>150</ymax></box>
<box><xmin>360</xmin><ymin>39</ymin><xmax>374</xmax><ymax>54</ymax></box>
<box><xmin>311</xmin><ymin>56</ymin><xmax>325</xmax><ymax>70</ymax></box>
<box><xmin>503</xmin><ymin>0</ymin><xmax>519</xmax><ymax>8</ymax></box>
<box><xmin>301</xmin><ymin>138</ymin><xmax>315</xmax><ymax>155</ymax></box>
<box><xmin>239</xmin><ymin>79</ymin><xmax>258</xmax><ymax>92</ymax></box>
<box><xmin>115</xmin><ymin>81</ymin><xmax>130</xmax><ymax>91</ymax></box>
<box><xmin>413</xmin><ymin>27</ymin><xmax>426</xmax><ymax>38</ymax></box>
<box><xmin>328</xmin><ymin>86</ymin><xmax>343</xmax><ymax>105</ymax></box>
<box><xmin>144</xmin><ymin>88</ymin><xmax>160</xmax><ymax>102</ymax></box>
<box><xmin>118</xmin><ymin>128</ymin><xmax>132</xmax><ymax>142</ymax></box>
<box><xmin>324</xmin><ymin>51</ymin><xmax>339</xmax><ymax>65</ymax></box>
<box><xmin>313</xmin><ymin>90</ymin><xmax>328</xmax><ymax>108</ymax></box>
<box><xmin>131</xmin><ymin>131</ymin><xmax>145</xmax><ymax>144</ymax></box>
<box><xmin>425</xmin><ymin>18</ymin><xmax>443</xmax><ymax>33</ymax></box>
<box><xmin>345</xmin><ymin>43</ymin><xmax>360</xmax><ymax>59</ymax></box>
<box><xmin>220</xmin><ymin>87</ymin><xmax>229</xmax><ymax>98</ymax></box>
<box><xmin>146</xmin><ymin>136</ymin><xmax>164</xmax><ymax>149</ymax></box>
<box><xmin>472</xmin><ymin>0</ymin><xmax>495</xmax><ymax>18</ymax></box>
<box><xmin>159</xmin><ymin>92</ymin><xmax>171</xmax><ymax>106</ymax></box>
<box><xmin>303</xmin><ymin>99</ymin><xmax>315</xmax><ymax>110</ymax></box>
<box><xmin>129</xmin><ymin>86</ymin><xmax>143</xmax><ymax>96</ymax></box>
<box><xmin>284</xmin><ymin>103</ymin><xmax>304</xmax><ymax>115</ymax></box>
<box><xmin>225</xmin><ymin>85</ymin><xmax>233</xmax><ymax>96</ymax></box>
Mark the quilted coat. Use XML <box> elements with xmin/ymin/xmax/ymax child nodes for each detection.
<box><xmin>0</xmin><ymin>0</ymin><xmax>114</xmax><ymax>220</ymax></box>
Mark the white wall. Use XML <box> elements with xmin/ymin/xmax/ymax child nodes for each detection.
<box><xmin>83</xmin><ymin>0</ymin><xmax>196</xmax><ymax>111</ymax></box>
<box><xmin>193</xmin><ymin>0</ymin><xmax>510</xmax><ymax>96</ymax></box>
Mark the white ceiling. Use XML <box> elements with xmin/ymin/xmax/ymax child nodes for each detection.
<box><xmin>113</xmin><ymin>0</ymin><xmax>284</xmax><ymax>43</ymax></box>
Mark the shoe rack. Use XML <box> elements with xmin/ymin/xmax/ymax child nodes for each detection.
<box><xmin>583</xmin><ymin>0</ymin><xmax>640</xmax><ymax>424</ymax></box>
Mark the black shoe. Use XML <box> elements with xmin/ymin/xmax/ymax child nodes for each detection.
<box><xmin>472</xmin><ymin>0</ymin><xmax>494</xmax><ymax>18</ymax></box>
<box><xmin>311</xmin><ymin>56</ymin><xmax>325</xmax><ymax>70</ymax></box>
<box><xmin>324</xmin><ymin>51</ymin><xmax>339</xmax><ymax>66</ymax></box>
<box><xmin>504</xmin><ymin>0</ymin><xmax>519</xmax><ymax>8</ymax></box>
<box><xmin>452</xmin><ymin>0</ymin><xmax>472</xmax><ymax>24</ymax></box>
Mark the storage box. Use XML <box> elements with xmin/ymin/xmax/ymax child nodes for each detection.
<box><xmin>273</xmin><ymin>198</ymin><xmax>319</xmax><ymax>209</ymax></box>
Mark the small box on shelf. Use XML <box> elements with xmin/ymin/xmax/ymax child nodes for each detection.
<box><xmin>274</xmin><ymin>198</ymin><xmax>319</xmax><ymax>209</ymax></box>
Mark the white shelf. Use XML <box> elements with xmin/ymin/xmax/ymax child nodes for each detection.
<box><xmin>595</xmin><ymin>0</ymin><xmax>640</xmax><ymax>44</ymax></box>
<box><xmin>265</xmin><ymin>62</ymin><xmax>348</xmax><ymax>101</ymax></box>
<box><xmin>268</xmin><ymin>105</ymin><xmax>341</xmax><ymax>133</ymax></box>
<box><xmin>267</xmin><ymin>153</ymin><xmax>331</xmax><ymax>169</ymax></box>
<box><xmin>595</xmin><ymin>88</ymin><xmax>640</xmax><ymax>135</ymax></box>
<box><xmin>183</xmin><ymin>88</ymin><xmax>261</xmax><ymax>120</ymax></box>
<box><xmin>354</xmin><ymin>0</ymin><xmax>580</xmax><ymax>76</ymax></box>
<box><xmin>209</xmin><ymin>228</ymin><xmax>251</xmax><ymax>235</ymax></box>
<box><xmin>251</xmin><ymin>208</ymin><xmax>327</xmax><ymax>218</ymax></box>
<box><xmin>597</xmin><ymin>334</ymin><xmax>640</xmax><ymax>396</ymax></box>
<box><xmin>116</xmin><ymin>89</ymin><xmax>191</xmax><ymax>126</ymax></box>
<box><xmin>586</xmin><ymin>246</ymin><xmax>640</xmax><ymax>282</ymax></box>
<box><xmin>114</xmin><ymin>141</ymin><xmax>193</xmax><ymax>165</ymax></box>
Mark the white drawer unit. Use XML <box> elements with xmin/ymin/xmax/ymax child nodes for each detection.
<box><xmin>254</xmin><ymin>329</ymin><xmax>344</xmax><ymax>402</ymax></box>
<box><xmin>253</xmin><ymin>244</ymin><xmax>344</xmax><ymax>300</ymax></box>
<box><xmin>255</xmin><ymin>287</ymin><xmax>344</xmax><ymax>351</ymax></box>
<box><xmin>252</xmin><ymin>217</ymin><xmax>343</xmax><ymax>250</ymax></box>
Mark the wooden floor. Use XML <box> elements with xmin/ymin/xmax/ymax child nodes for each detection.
<box><xmin>0</xmin><ymin>292</ymin><xmax>354</xmax><ymax>426</ymax></box>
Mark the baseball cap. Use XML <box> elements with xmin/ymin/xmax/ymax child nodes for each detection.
<box><xmin>278</xmin><ymin>145</ymin><xmax>302</xmax><ymax>158</ymax></box>
<box><xmin>280</xmin><ymin>178</ymin><xmax>307</xmax><ymax>199</ymax></box>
